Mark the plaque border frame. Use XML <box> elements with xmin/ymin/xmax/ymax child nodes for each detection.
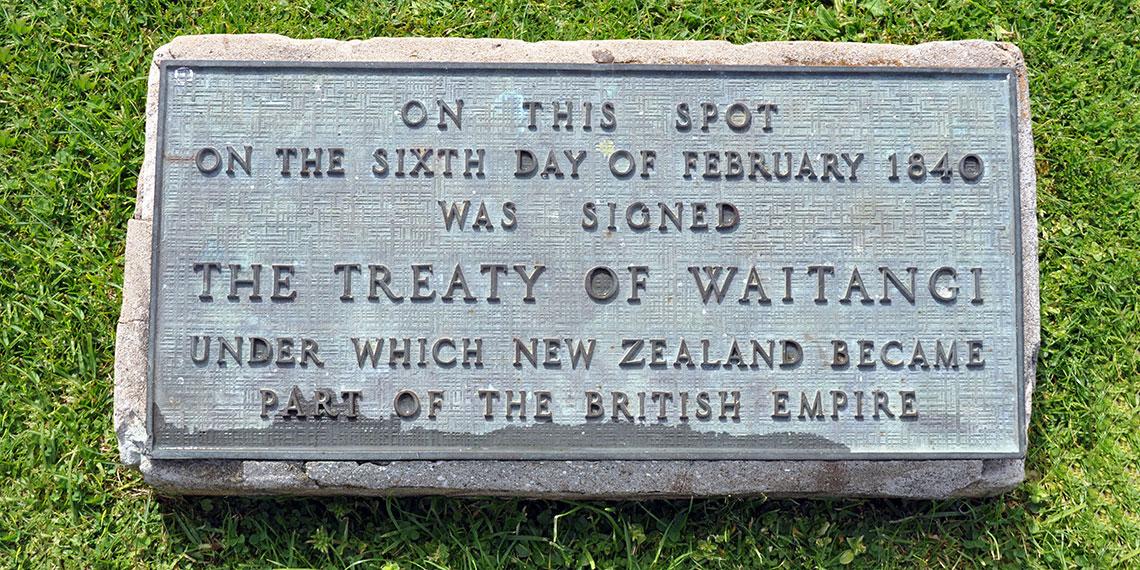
<box><xmin>147</xmin><ymin>61</ymin><xmax>1026</xmax><ymax>461</ymax></box>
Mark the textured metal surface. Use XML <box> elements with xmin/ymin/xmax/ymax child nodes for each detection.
<box><xmin>149</xmin><ymin>62</ymin><xmax>1023</xmax><ymax>459</ymax></box>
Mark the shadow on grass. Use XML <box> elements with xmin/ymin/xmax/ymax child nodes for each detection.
<box><xmin>155</xmin><ymin>492</ymin><xmax>1033</xmax><ymax>566</ymax></box>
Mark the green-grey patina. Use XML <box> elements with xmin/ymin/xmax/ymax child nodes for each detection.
<box><xmin>147</xmin><ymin>62</ymin><xmax>1024</xmax><ymax>460</ymax></box>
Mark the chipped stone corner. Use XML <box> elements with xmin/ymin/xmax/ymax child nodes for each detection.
<box><xmin>115</xmin><ymin>217</ymin><xmax>151</xmax><ymax>468</ymax></box>
<box><xmin>118</xmin><ymin>35</ymin><xmax>1036</xmax><ymax>497</ymax></box>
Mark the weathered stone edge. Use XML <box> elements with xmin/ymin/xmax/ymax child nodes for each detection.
<box><xmin>116</xmin><ymin>35</ymin><xmax>1038</xmax><ymax>497</ymax></box>
<box><xmin>137</xmin><ymin>457</ymin><xmax>1024</xmax><ymax>498</ymax></box>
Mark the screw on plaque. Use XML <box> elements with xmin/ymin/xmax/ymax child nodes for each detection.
<box><xmin>960</xmin><ymin>154</ymin><xmax>984</xmax><ymax>182</ymax></box>
<box><xmin>173</xmin><ymin>66</ymin><xmax>194</xmax><ymax>85</ymax></box>
<box><xmin>585</xmin><ymin>266</ymin><xmax>619</xmax><ymax>302</ymax></box>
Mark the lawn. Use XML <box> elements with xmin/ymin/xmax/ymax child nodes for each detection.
<box><xmin>1</xmin><ymin>0</ymin><xmax>1139</xmax><ymax>567</ymax></box>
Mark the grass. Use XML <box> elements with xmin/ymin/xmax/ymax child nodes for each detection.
<box><xmin>1</xmin><ymin>0</ymin><xmax>1139</xmax><ymax>567</ymax></box>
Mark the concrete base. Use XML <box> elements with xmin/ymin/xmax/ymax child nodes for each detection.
<box><xmin>117</xmin><ymin>35</ymin><xmax>1038</xmax><ymax>497</ymax></box>
<box><xmin>137</xmin><ymin>457</ymin><xmax>1024</xmax><ymax>498</ymax></box>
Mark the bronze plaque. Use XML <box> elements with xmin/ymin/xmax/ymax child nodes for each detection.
<box><xmin>148</xmin><ymin>62</ymin><xmax>1025</xmax><ymax>459</ymax></box>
